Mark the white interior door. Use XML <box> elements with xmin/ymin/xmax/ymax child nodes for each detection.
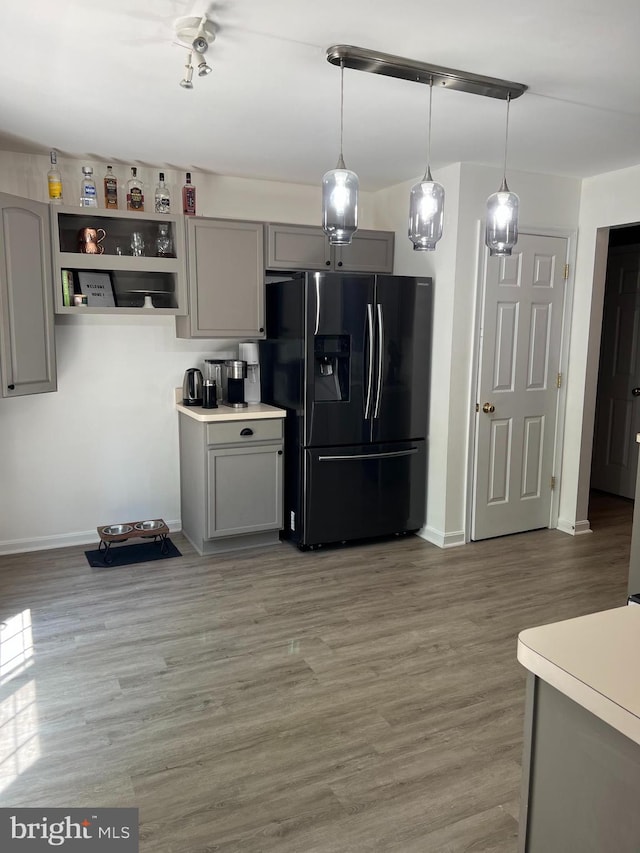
<box><xmin>591</xmin><ymin>246</ymin><xmax>640</xmax><ymax>499</ymax></box>
<box><xmin>472</xmin><ymin>233</ymin><xmax>568</xmax><ymax>541</ymax></box>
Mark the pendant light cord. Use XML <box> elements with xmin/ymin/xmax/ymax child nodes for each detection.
<box><xmin>423</xmin><ymin>76</ymin><xmax>433</xmax><ymax>181</ymax></box>
<box><xmin>500</xmin><ymin>93</ymin><xmax>511</xmax><ymax>192</ymax></box>
<box><xmin>337</xmin><ymin>59</ymin><xmax>346</xmax><ymax>169</ymax></box>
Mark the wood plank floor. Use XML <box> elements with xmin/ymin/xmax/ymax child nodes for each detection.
<box><xmin>0</xmin><ymin>492</ymin><xmax>632</xmax><ymax>852</ymax></box>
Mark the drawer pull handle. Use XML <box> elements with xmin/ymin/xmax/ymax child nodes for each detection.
<box><xmin>240</xmin><ymin>428</ymin><xmax>254</xmax><ymax>436</ymax></box>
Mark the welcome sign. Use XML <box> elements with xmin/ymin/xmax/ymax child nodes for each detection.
<box><xmin>0</xmin><ymin>809</ymin><xmax>138</xmax><ymax>851</ymax></box>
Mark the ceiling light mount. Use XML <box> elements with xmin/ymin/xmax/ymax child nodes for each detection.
<box><xmin>326</xmin><ymin>45</ymin><xmax>527</xmax><ymax>101</ymax></box>
<box><xmin>175</xmin><ymin>15</ymin><xmax>216</xmax><ymax>55</ymax></box>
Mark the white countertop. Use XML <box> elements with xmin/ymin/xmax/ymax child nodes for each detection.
<box><xmin>518</xmin><ymin>606</ymin><xmax>640</xmax><ymax>745</ymax></box>
<box><xmin>175</xmin><ymin>389</ymin><xmax>286</xmax><ymax>422</ymax></box>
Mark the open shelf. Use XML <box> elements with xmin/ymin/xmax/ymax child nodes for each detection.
<box><xmin>51</xmin><ymin>205</ymin><xmax>187</xmax><ymax>315</ymax></box>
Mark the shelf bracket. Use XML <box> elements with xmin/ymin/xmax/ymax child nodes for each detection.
<box><xmin>326</xmin><ymin>45</ymin><xmax>527</xmax><ymax>100</ymax></box>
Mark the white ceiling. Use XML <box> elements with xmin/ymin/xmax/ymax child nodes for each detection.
<box><xmin>2</xmin><ymin>0</ymin><xmax>640</xmax><ymax>191</ymax></box>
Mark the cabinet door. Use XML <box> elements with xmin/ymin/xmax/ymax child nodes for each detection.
<box><xmin>336</xmin><ymin>229</ymin><xmax>395</xmax><ymax>273</ymax></box>
<box><xmin>0</xmin><ymin>194</ymin><xmax>56</xmax><ymax>396</ymax></box>
<box><xmin>266</xmin><ymin>224</ymin><xmax>332</xmax><ymax>270</ymax></box>
<box><xmin>179</xmin><ymin>218</ymin><xmax>265</xmax><ymax>338</ymax></box>
<box><xmin>207</xmin><ymin>443</ymin><xmax>283</xmax><ymax>537</ymax></box>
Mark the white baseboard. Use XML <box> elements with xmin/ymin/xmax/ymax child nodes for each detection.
<box><xmin>556</xmin><ymin>517</ymin><xmax>592</xmax><ymax>536</ymax></box>
<box><xmin>418</xmin><ymin>526</ymin><xmax>466</xmax><ymax>549</ymax></box>
<box><xmin>0</xmin><ymin>519</ymin><xmax>182</xmax><ymax>556</ymax></box>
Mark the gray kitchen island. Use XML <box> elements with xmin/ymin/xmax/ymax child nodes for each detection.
<box><xmin>517</xmin><ymin>605</ymin><xmax>640</xmax><ymax>852</ymax></box>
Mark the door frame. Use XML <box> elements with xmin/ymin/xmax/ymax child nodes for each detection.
<box><xmin>465</xmin><ymin>222</ymin><xmax>578</xmax><ymax>542</ymax></box>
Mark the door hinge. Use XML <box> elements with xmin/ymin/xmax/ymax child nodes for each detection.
<box><xmin>563</xmin><ymin>263</ymin><xmax>570</xmax><ymax>280</ymax></box>
<box><xmin>557</xmin><ymin>373</ymin><xmax>562</xmax><ymax>389</ymax></box>
<box><xmin>551</xmin><ymin>476</ymin><xmax>556</xmax><ymax>490</ymax></box>
<box><xmin>475</xmin><ymin>402</ymin><xmax>479</xmax><ymax>413</ymax></box>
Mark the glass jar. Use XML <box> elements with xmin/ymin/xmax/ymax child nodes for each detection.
<box><xmin>155</xmin><ymin>223</ymin><xmax>174</xmax><ymax>257</ymax></box>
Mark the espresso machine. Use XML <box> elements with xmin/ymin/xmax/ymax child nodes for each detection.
<box><xmin>238</xmin><ymin>342</ymin><xmax>261</xmax><ymax>404</ymax></box>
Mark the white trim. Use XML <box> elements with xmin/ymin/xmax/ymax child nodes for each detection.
<box><xmin>466</xmin><ymin>219</ymin><xmax>485</xmax><ymax>542</ymax></box>
<box><xmin>557</xmin><ymin>517</ymin><xmax>592</xmax><ymax>536</ymax></box>
<box><xmin>0</xmin><ymin>520</ymin><xmax>182</xmax><ymax>555</ymax></box>
<box><xmin>418</xmin><ymin>525</ymin><xmax>466</xmax><ymax>548</ymax></box>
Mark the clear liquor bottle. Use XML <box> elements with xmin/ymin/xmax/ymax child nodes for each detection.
<box><xmin>127</xmin><ymin>167</ymin><xmax>144</xmax><ymax>211</ymax></box>
<box><xmin>182</xmin><ymin>172</ymin><xmax>196</xmax><ymax>216</ymax></box>
<box><xmin>155</xmin><ymin>172</ymin><xmax>171</xmax><ymax>214</ymax></box>
<box><xmin>80</xmin><ymin>166</ymin><xmax>98</xmax><ymax>207</ymax></box>
<box><xmin>104</xmin><ymin>165</ymin><xmax>118</xmax><ymax>209</ymax></box>
<box><xmin>47</xmin><ymin>150</ymin><xmax>63</xmax><ymax>204</ymax></box>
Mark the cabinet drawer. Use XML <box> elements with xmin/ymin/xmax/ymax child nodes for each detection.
<box><xmin>206</xmin><ymin>418</ymin><xmax>283</xmax><ymax>446</ymax></box>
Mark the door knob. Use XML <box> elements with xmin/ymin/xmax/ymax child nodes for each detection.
<box><xmin>482</xmin><ymin>402</ymin><xmax>495</xmax><ymax>414</ymax></box>
<box><xmin>632</xmin><ymin>388</ymin><xmax>640</xmax><ymax>397</ymax></box>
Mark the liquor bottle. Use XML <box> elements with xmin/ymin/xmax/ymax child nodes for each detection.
<box><xmin>126</xmin><ymin>167</ymin><xmax>144</xmax><ymax>211</ymax></box>
<box><xmin>182</xmin><ymin>172</ymin><xmax>196</xmax><ymax>216</ymax></box>
<box><xmin>103</xmin><ymin>165</ymin><xmax>118</xmax><ymax>209</ymax></box>
<box><xmin>47</xmin><ymin>150</ymin><xmax>63</xmax><ymax>204</ymax></box>
<box><xmin>154</xmin><ymin>172</ymin><xmax>170</xmax><ymax>214</ymax></box>
<box><xmin>80</xmin><ymin>166</ymin><xmax>98</xmax><ymax>207</ymax></box>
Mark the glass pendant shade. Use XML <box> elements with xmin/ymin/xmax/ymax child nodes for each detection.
<box><xmin>486</xmin><ymin>94</ymin><xmax>519</xmax><ymax>257</ymax></box>
<box><xmin>322</xmin><ymin>156</ymin><xmax>359</xmax><ymax>246</ymax></box>
<box><xmin>485</xmin><ymin>180</ymin><xmax>519</xmax><ymax>257</ymax></box>
<box><xmin>408</xmin><ymin>170</ymin><xmax>444</xmax><ymax>251</ymax></box>
<box><xmin>322</xmin><ymin>59</ymin><xmax>359</xmax><ymax>246</ymax></box>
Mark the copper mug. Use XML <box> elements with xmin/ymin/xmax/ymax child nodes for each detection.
<box><xmin>78</xmin><ymin>227</ymin><xmax>106</xmax><ymax>254</ymax></box>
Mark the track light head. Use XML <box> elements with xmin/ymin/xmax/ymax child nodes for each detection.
<box><xmin>192</xmin><ymin>35</ymin><xmax>209</xmax><ymax>54</ymax></box>
<box><xmin>197</xmin><ymin>58</ymin><xmax>212</xmax><ymax>77</ymax></box>
<box><xmin>179</xmin><ymin>53</ymin><xmax>194</xmax><ymax>89</ymax></box>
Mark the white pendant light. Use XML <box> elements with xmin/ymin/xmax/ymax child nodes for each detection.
<box><xmin>322</xmin><ymin>59</ymin><xmax>359</xmax><ymax>246</ymax></box>
<box><xmin>408</xmin><ymin>78</ymin><xmax>444</xmax><ymax>251</ymax></box>
<box><xmin>486</xmin><ymin>94</ymin><xmax>519</xmax><ymax>257</ymax></box>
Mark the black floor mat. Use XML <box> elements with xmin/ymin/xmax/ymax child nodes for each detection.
<box><xmin>85</xmin><ymin>537</ymin><xmax>182</xmax><ymax>568</ymax></box>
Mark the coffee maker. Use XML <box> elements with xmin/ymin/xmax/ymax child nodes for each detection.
<box><xmin>223</xmin><ymin>360</ymin><xmax>248</xmax><ymax>408</ymax></box>
<box><xmin>238</xmin><ymin>342</ymin><xmax>261</xmax><ymax>404</ymax></box>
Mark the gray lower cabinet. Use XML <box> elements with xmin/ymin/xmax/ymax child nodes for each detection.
<box><xmin>266</xmin><ymin>223</ymin><xmax>395</xmax><ymax>273</ymax></box>
<box><xmin>0</xmin><ymin>193</ymin><xmax>56</xmax><ymax>396</ymax></box>
<box><xmin>179</xmin><ymin>414</ymin><xmax>283</xmax><ymax>554</ymax></box>
<box><xmin>520</xmin><ymin>674</ymin><xmax>640</xmax><ymax>852</ymax></box>
<box><xmin>176</xmin><ymin>217</ymin><xmax>265</xmax><ymax>339</ymax></box>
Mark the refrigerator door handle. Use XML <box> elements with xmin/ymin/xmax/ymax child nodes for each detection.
<box><xmin>374</xmin><ymin>303</ymin><xmax>384</xmax><ymax>418</ymax></box>
<box><xmin>365</xmin><ymin>303</ymin><xmax>374</xmax><ymax>418</ymax></box>
<box><xmin>313</xmin><ymin>274</ymin><xmax>321</xmax><ymax>335</ymax></box>
<box><xmin>318</xmin><ymin>448</ymin><xmax>419</xmax><ymax>462</ymax></box>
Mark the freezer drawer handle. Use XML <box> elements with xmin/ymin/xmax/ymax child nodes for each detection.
<box><xmin>318</xmin><ymin>448</ymin><xmax>418</xmax><ymax>462</ymax></box>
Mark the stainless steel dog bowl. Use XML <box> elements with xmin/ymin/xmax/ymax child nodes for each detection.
<box><xmin>134</xmin><ymin>520</ymin><xmax>164</xmax><ymax>531</ymax></box>
<box><xmin>102</xmin><ymin>524</ymin><xmax>133</xmax><ymax>535</ymax></box>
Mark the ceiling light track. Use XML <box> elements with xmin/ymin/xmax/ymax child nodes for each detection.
<box><xmin>326</xmin><ymin>45</ymin><xmax>527</xmax><ymax>101</ymax></box>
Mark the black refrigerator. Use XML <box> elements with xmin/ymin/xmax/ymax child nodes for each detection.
<box><xmin>261</xmin><ymin>272</ymin><xmax>432</xmax><ymax>549</ymax></box>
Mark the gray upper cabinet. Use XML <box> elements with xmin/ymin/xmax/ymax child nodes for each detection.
<box><xmin>336</xmin><ymin>229</ymin><xmax>395</xmax><ymax>273</ymax></box>
<box><xmin>0</xmin><ymin>193</ymin><xmax>56</xmax><ymax>397</ymax></box>
<box><xmin>266</xmin><ymin>223</ymin><xmax>395</xmax><ymax>273</ymax></box>
<box><xmin>266</xmin><ymin>224</ymin><xmax>332</xmax><ymax>270</ymax></box>
<box><xmin>176</xmin><ymin>217</ymin><xmax>265</xmax><ymax>339</ymax></box>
